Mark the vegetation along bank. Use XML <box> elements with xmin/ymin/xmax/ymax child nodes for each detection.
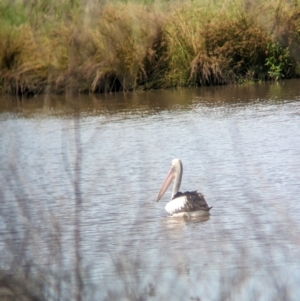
<box><xmin>1</xmin><ymin>0</ymin><xmax>300</xmax><ymax>95</ymax></box>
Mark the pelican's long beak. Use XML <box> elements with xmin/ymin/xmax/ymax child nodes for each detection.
<box><xmin>156</xmin><ymin>166</ymin><xmax>175</xmax><ymax>202</ymax></box>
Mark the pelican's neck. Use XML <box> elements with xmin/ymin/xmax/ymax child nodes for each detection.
<box><xmin>171</xmin><ymin>160</ymin><xmax>183</xmax><ymax>198</ymax></box>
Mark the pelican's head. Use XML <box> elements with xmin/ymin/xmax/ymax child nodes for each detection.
<box><xmin>156</xmin><ymin>158</ymin><xmax>183</xmax><ymax>202</ymax></box>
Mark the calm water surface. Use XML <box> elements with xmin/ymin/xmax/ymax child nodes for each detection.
<box><xmin>1</xmin><ymin>80</ymin><xmax>300</xmax><ymax>300</ymax></box>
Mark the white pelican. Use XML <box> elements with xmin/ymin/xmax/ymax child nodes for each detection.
<box><xmin>157</xmin><ymin>159</ymin><xmax>212</xmax><ymax>217</ymax></box>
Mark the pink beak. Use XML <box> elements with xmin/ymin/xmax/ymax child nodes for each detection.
<box><xmin>156</xmin><ymin>166</ymin><xmax>175</xmax><ymax>202</ymax></box>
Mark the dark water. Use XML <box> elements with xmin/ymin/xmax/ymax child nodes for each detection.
<box><xmin>1</xmin><ymin>80</ymin><xmax>300</xmax><ymax>300</ymax></box>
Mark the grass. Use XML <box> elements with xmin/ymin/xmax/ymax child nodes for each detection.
<box><xmin>0</xmin><ymin>0</ymin><xmax>300</xmax><ymax>95</ymax></box>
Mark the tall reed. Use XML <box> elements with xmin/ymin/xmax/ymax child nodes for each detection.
<box><xmin>0</xmin><ymin>0</ymin><xmax>300</xmax><ymax>95</ymax></box>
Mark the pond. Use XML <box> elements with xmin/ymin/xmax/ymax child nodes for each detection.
<box><xmin>1</xmin><ymin>80</ymin><xmax>300</xmax><ymax>301</ymax></box>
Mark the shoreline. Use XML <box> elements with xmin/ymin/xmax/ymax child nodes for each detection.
<box><xmin>1</xmin><ymin>0</ymin><xmax>300</xmax><ymax>96</ymax></box>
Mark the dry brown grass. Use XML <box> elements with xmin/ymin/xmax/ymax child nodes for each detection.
<box><xmin>161</xmin><ymin>1</ymin><xmax>299</xmax><ymax>87</ymax></box>
<box><xmin>87</xmin><ymin>3</ymin><xmax>163</xmax><ymax>92</ymax></box>
<box><xmin>0</xmin><ymin>24</ymin><xmax>48</xmax><ymax>94</ymax></box>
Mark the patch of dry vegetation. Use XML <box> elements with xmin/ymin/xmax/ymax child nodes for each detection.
<box><xmin>0</xmin><ymin>0</ymin><xmax>300</xmax><ymax>95</ymax></box>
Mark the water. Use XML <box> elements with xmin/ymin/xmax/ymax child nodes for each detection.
<box><xmin>1</xmin><ymin>80</ymin><xmax>300</xmax><ymax>300</ymax></box>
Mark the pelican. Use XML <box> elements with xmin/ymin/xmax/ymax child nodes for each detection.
<box><xmin>157</xmin><ymin>159</ymin><xmax>212</xmax><ymax>217</ymax></box>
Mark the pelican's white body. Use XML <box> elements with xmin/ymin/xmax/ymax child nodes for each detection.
<box><xmin>165</xmin><ymin>196</ymin><xmax>210</xmax><ymax>217</ymax></box>
<box><xmin>165</xmin><ymin>196</ymin><xmax>187</xmax><ymax>215</ymax></box>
